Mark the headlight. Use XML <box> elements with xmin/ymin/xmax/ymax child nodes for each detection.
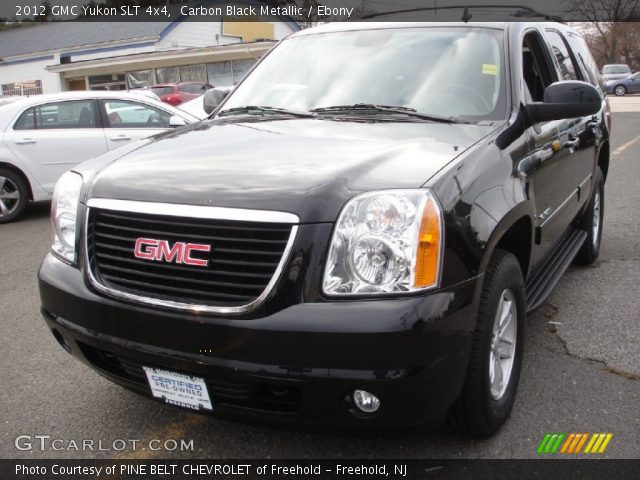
<box><xmin>323</xmin><ymin>189</ymin><xmax>443</xmax><ymax>296</ymax></box>
<box><xmin>50</xmin><ymin>171</ymin><xmax>83</xmax><ymax>264</ymax></box>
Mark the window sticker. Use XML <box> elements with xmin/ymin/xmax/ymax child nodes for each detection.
<box><xmin>482</xmin><ymin>64</ymin><xmax>498</xmax><ymax>75</ymax></box>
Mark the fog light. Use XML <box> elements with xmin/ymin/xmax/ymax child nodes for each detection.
<box><xmin>353</xmin><ymin>389</ymin><xmax>380</xmax><ymax>413</ymax></box>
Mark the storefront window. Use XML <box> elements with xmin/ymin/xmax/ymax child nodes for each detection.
<box><xmin>206</xmin><ymin>61</ymin><xmax>234</xmax><ymax>87</ymax></box>
<box><xmin>179</xmin><ymin>64</ymin><xmax>207</xmax><ymax>82</ymax></box>
<box><xmin>232</xmin><ymin>59</ymin><xmax>255</xmax><ymax>83</ymax></box>
<box><xmin>88</xmin><ymin>74</ymin><xmax>126</xmax><ymax>91</ymax></box>
<box><xmin>126</xmin><ymin>70</ymin><xmax>154</xmax><ymax>89</ymax></box>
<box><xmin>155</xmin><ymin>67</ymin><xmax>180</xmax><ymax>84</ymax></box>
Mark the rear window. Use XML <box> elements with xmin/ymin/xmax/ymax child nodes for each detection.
<box><xmin>151</xmin><ymin>86</ymin><xmax>174</xmax><ymax>96</ymax></box>
<box><xmin>178</xmin><ymin>83</ymin><xmax>205</xmax><ymax>94</ymax></box>
<box><xmin>603</xmin><ymin>65</ymin><xmax>631</xmax><ymax>74</ymax></box>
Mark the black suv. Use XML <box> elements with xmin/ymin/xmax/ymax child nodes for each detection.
<box><xmin>39</xmin><ymin>22</ymin><xmax>609</xmax><ymax>437</ymax></box>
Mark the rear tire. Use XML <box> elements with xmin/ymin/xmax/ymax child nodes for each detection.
<box><xmin>0</xmin><ymin>168</ymin><xmax>29</xmax><ymax>224</ymax></box>
<box><xmin>614</xmin><ymin>85</ymin><xmax>626</xmax><ymax>96</ymax></box>
<box><xmin>449</xmin><ymin>250</ymin><xmax>525</xmax><ymax>437</ymax></box>
<box><xmin>574</xmin><ymin>167</ymin><xmax>604</xmax><ymax>265</ymax></box>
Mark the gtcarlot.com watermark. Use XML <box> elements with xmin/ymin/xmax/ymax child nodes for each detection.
<box><xmin>15</xmin><ymin>435</ymin><xmax>194</xmax><ymax>452</ymax></box>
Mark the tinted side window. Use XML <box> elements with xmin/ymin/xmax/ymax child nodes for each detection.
<box><xmin>522</xmin><ymin>31</ymin><xmax>555</xmax><ymax>102</ymax></box>
<box><xmin>103</xmin><ymin>100</ymin><xmax>171</xmax><ymax>128</ymax></box>
<box><xmin>35</xmin><ymin>100</ymin><xmax>97</xmax><ymax>129</ymax></box>
<box><xmin>546</xmin><ymin>30</ymin><xmax>578</xmax><ymax>81</ymax></box>
<box><xmin>14</xmin><ymin>107</ymin><xmax>35</xmax><ymax>130</ymax></box>
<box><xmin>564</xmin><ymin>33</ymin><xmax>602</xmax><ymax>86</ymax></box>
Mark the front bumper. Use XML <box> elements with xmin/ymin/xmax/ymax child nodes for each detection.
<box><xmin>39</xmin><ymin>253</ymin><xmax>481</xmax><ymax>428</ymax></box>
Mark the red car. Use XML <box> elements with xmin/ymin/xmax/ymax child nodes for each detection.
<box><xmin>150</xmin><ymin>82</ymin><xmax>209</xmax><ymax>106</ymax></box>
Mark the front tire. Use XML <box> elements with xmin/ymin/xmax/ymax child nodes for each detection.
<box><xmin>450</xmin><ymin>250</ymin><xmax>525</xmax><ymax>437</ymax></box>
<box><xmin>574</xmin><ymin>167</ymin><xmax>604</xmax><ymax>265</ymax></box>
<box><xmin>0</xmin><ymin>168</ymin><xmax>29</xmax><ymax>224</ymax></box>
<box><xmin>614</xmin><ymin>85</ymin><xmax>626</xmax><ymax>96</ymax></box>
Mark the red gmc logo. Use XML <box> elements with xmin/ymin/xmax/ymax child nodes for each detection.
<box><xmin>134</xmin><ymin>238</ymin><xmax>211</xmax><ymax>267</ymax></box>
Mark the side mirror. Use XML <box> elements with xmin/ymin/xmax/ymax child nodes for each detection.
<box><xmin>203</xmin><ymin>87</ymin><xmax>231</xmax><ymax>114</ymax></box>
<box><xmin>526</xmin><ymin>81</ymin><xmax>601</xmax><ymax>123</ymax></box>
<box><xmin>169</xmin><ymin>115</ymin><xmax>187</xmax><ymax>127</ymax></box>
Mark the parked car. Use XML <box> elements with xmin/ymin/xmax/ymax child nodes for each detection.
<box><xmin>600</xmin><ymin>63</ymin><xmax>632</xmax><ymax>82</ymax></box>
<box><xmin>605</xmin><ymin>71</ymin><xmax>640</xmax><ymax>96</ymax></box>
<box><xmin>0</xmin><ymin>95</ymin><xmax>24</xmax><ymax>107</ymax></box>
<box><xmin>39</xmin><ymin>22</ymin><xmax>609</xmax><ymax>437</ymax></box>
<box><xmin>178</xmin><ymin>86</ymin><xmax>234</xmax><ymax>120</ymax></box>
<box><xmin>150</xmin><ymin>82</ymin><xmax>210</xmax><ymax>106</ymax></box>
<box><xmin>0</xmin><ymin>91</ymin><xmax>198</xmax><ymax>223</ymax></box>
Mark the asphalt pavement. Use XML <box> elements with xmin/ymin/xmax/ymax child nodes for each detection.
<box><xmin>1</xmin><ymin>98</ymin><xmax>638</xmax><ymax>460</ymax></box>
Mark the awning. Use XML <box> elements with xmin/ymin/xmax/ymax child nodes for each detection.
<box><xmin>46</xmin><ymin>41</ymin><xmax>276</xmax><ymax>78</ymax></box>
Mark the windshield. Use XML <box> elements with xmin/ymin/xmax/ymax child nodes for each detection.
<box><xmin>603</xmin><ymin>65</ymin><xmax>631</xmax><ymax>74</ymax></box>
<box><xmin>220</xmin><ymin>27</ymin><xmax>507</xmax><ymax>122</ymax></box>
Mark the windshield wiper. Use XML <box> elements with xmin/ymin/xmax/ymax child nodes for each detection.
<box><xmin>218</xmin><ymin>105</ymin><xmax>315</xmax><ymax>118</ymax></box>
<box><xmin>310</xmin><ymin>104</ymin><xmax>467</xmax><ymax>123</ymax></box>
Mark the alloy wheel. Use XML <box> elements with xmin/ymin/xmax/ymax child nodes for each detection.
<box><xmin>0</xmin><ymin>176</ymin><xmax>21</xmax><ymax>218</ymax></box>
<box><xmin>489</xmin><ymin>289</ymin><xmax>518</xmax><ymax>400</ymax></box>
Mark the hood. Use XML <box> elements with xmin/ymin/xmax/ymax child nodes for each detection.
<box><xmin>86</xmin><ymin>118</ymin><xmax>497</xmax><ymax>223</ymax></box>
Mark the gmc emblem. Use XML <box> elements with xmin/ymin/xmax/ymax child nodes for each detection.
<box><xmin>134</xmin><ymin>238</ymin><xmax>211</xmax><ymax>267</ymax></box>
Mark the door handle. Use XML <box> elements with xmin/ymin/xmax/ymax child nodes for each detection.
<box><xmin>565</xmin><ymin>137</ymin><xmax>580</xmax><ymax>149</ymax></box>
<box><xmin>15</xmin><ymin>138</ymin><xmax>36</xmax><ymax>145</ymax></box>
<box><xmin>516</xmin><ymin>148</ymin><xmax>553</xmax><ymax>177</ymax></box>
<box><xmin>110</xmin><ymin>135</ymin><xmax>131</xmax><ymax>141</ymax></box>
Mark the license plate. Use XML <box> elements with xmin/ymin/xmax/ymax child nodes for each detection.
<box><xmin>143</xmin><ymin>367</ymin><xmax>213</xmax><ymax>412</ymax></box>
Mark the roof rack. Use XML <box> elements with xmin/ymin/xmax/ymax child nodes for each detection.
<box><xmin>361</xmin><ymin>4</ymin><xmax>564</xmax><ymax>23</ymax></box>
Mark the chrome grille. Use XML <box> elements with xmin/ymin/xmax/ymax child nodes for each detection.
<box><xmin>85</xmin><ymin>199</ymin><xmax>298</xmax><ymax>313</ymax></box>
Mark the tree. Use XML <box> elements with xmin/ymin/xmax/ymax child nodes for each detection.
<box><xmin>568</xmin><ymin>0</ymin><xmax>640</xmax><ymax>66</ymax></box>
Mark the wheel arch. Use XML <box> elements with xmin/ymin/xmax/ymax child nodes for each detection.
<box><xmin>597</xmin><ymin>140</ymin><xmax>610</xmax><ymax>182</ymax></box>
<box><xmin>478</xmin><ymin>205</ymin><xmax>534</xmax><ymax>281</ymax></box>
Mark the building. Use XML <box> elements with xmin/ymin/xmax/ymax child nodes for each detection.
<box><xmin>0</xmin><ymin>0</ymin><xmax>299</xmax><ymax>96</ymax></box>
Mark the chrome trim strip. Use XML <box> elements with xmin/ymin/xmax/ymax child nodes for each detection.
<box><xmin>84</xmin><ymin>199</ymin><xmax>299</xmax><ymax>314</ymax></box>
<box><xmin>540</xmin><ymin>188</ymin><xmax>578</xmax><ymax>228</ymax></box>
<box><xmin>86</xmin><ymin>198</ymin><xmax>300</xmax><ymax>224</ymax></box>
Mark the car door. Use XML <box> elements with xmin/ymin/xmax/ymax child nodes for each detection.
<box><xmin>3</xmin><ymin>99</ymin><xmax>107</xmax><ymax>193</ymax></box>
<box><xmin>629</xmin><ymin>73</ymin><xmax>640</xmax><ymax>93</ymax></box>
<box><xmin>544</xmin><ymin>29</ymin><xmax>599</xmax><ymax>214</ymax></box>
<box><xmin>520</xmin><ymin>30</ymin><xmax>585</xmax><ymax>264</ymax></box>
<box><xmin>100</xmin><ymin>99</ymin><xmax>177</xmax><ymax>150</ymax></box>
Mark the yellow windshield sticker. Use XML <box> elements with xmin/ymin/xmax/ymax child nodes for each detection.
<box><xmin>482</xmin><ymin>64</ymin><xmax>498</xmax><ymax>75</ymax></box>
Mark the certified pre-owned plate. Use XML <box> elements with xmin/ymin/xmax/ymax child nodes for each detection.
<box><xmin>143</xmin><ymin>367</ymin><xmax>213</xmax><ymax>411</ymax></box>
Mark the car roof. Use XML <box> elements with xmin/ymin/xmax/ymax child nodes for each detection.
<box><xmin>290</xmin><ymin>21</ymin><xmax>575</xmax><ymax>38</ymax></box>
<box><xmin>5</xmin><ymin>90</ymin><xmax>171</xmax><ymax>105</ymax></box>
<box><xmin>0</xmin><ymin>90</ymin><xmax>199</xmax><ymax>128</ymax></box>
<box><xmin>291</xmin><ymin>22</ymin><xmax>505</xmax><ymax>37</ymax></box>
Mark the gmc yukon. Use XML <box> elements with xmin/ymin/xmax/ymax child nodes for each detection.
<box><xmin>39</xmin><ymin>22</ymin><xmax>609</xmax><ymax>437</ymax></box>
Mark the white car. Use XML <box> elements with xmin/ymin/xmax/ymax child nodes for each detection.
<box><xmin>0</xmin><ymin>91</ymin><xmax>198</xmax><ymax>223</ymax></box>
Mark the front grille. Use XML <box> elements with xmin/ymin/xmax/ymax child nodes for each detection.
<box><xmin>86</xmin><ymin>206</ymin><xmax>294</xmax><ymax>310</ymax></box>
<box><xmin>78</xmin><ymin>343</ymin><xmax>301</xmax><ymax>413</ymax></box>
